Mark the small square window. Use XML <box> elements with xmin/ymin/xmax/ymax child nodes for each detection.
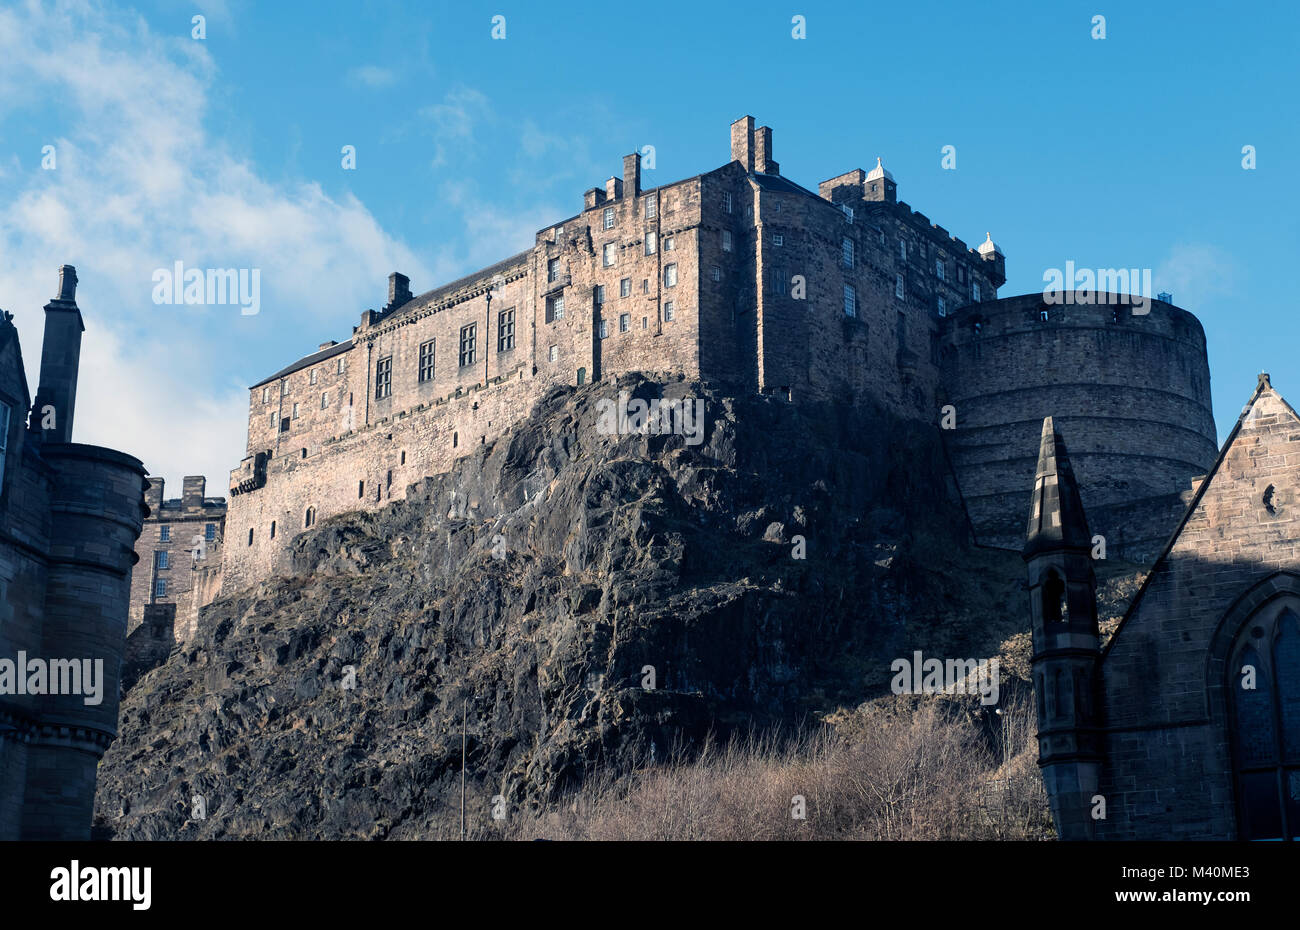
<box><xmin>664</xmin><ymin>236</ymin><xmax>675</xmax><ymax>251</ymax></box>
<box><xmin>620</xmin><ymin>278</ymin><xmax>631</xmax><ymax>298</ymax></box>
<box><xmin>603</xmin><ymin>207</ymin><xmax>615</xmax><ymax>229</ymax></box>
<box><xmin>664</xmin><ymin>301</ymin><xmax>675</xmax><ymax>321</ymax></box>
<box><xmin>723</xmin><ymin>230</ymin><xmax>733</xmax><ymax>252</ymax></box>
<box><xmin>619</xmin><ymin>313</ymin><xmax>629</xmax><ymax>333</ymax></box>
<box><xmin>645</xmin><ymin>231</ymin><xmax>657</xmax><ymax>255</ymax></box>
<box><xmin>549</xmin><ymin>345</ymin><xmax>558</xmax><ymax>362</ymax></box>
<box><xmin>773</xmin><ymin>234</ymin><xmax>784</xmax><ymax>247</ymax></box>
<box><xmin>603</xmin><ymin>242</ymin><xmax>616</xmax><ymax>267</ymax></box>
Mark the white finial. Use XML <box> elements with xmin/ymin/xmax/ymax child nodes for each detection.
<box><xmin>978</xmin><ymin>231</ymin><xmax>1000</xmax><ymax>256</ymax></box>
<box><xmin>866</xmin><ymin>156</ymin><xmax>893</xmax><ymax>182</ymax></box>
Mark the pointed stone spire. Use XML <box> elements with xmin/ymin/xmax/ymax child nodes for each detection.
<box><xmin>1024</xmin><ymin>417</ymin><xmax>1092</xmax><ymax>558</ymax></box>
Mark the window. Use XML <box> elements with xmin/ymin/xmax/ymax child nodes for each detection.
<box><xmin>577</xmin><ymin>367</ymin><xmax>587</xmax><ymax>385</ymax></box>
<box><xmin>419</xmin><ymin>340</ymin><xmax>435</xmax><ymax>383</ymax></box>
<box><xmin>773</xmin><ymin>233</ymin><xmax>784</xmax><ymax>247</ymax></box>
<box><xmin>645</xmin><ymin>231</ymin><xmax>657</xmax><ymax>255</ymax></box>
<box><xmin>310</xmin><ymin>368</ymin><xmax>318</xmax><ymax>385</ymax></box>
<box><xmin>1040</xmin><ymin>308</ymin><xmax>1050</xmax><ymax>322</ymax></box>
<box><xmin>159</xmin><ymin>525</ymin><xmax>171</xmax><ymax>542</ymax></box>
<box><xmin>599</xmin><ymin>319</ymin><xmax>609</xmax><ymax>339</ymax></box>
<box><xmin>281</xmin><ymin>380</ymin><xmax>289</xmax><ymax>396</ymax></box>
<box><xmin>972</xmin><ymin>282</ymin><xmax>982</xmax><ymax>302</ymax></box>
<box><xmin>547</xmin><ymin>258</ymin><xmax>561</xmax><ymax>283</ymax></box>
<box><xmin>321</xmin><ymin>392</ymin><xmax>329</xmax><ymax>409</ymax></box>
<box><xmin>375</xmin><ymin>356</ymin><xmax>392</xmax><ymax>399</ymax></box>
<box><xmin>664</xmin><ymin>301</ymin><xmax>675</xmax><ymax>321</ymax></box>
<box><xmin>664</xmin><ymin>236</ymin><xmax>675</xmax><ymax>251</ymax></box>
<box><xmin>620</xmin><ymin>278</ymin><xmax>631</xmax><ymax>298</ymax></box>
<box><xmin>665</xmin><ymin>264</ymin><xmax>677</xmax><ymax>287</ymax></box>
<box><xmin>642</xmin><ymin>279</ymin><xmax>649</xmax><ymax>294</ymax></box>
<box><xmin>899</xmin><ymin>240</ymin><xmax>907</xmax><ymax>261</ymax></box>
<box><xmin>603</xmin><ymin>243</ymin><xmax>616</xmax><ymax>267</ymax></box>
<box><xmin>154</xmin><ymin>579</ymin><xmax>167</xmax><ymax>598</ymax></box>
<box><xmin>594</xmin><ymin>284</ymin><xmax>605</xmax><ymax>306</ymax></box>
<box><xmin>358</xmin><ymin>480</ymin><xmax>365</xmax><ymax>499</ymax></box>
<box><xmin>270</xmin><ymin>520</ymin><xmax>276</xmax><ymax>540</ymax></box>
<box><xmin>843</xmin><ymin>284</ymin><xmax>857</xmax><ymax>318</ymax></box>
<box><xmin>549</xmin><ymin>345</ymin><xmax>558</xmax><ymax>362</ymax></box>
<box><xmin>205</xmin><ymin>523</ymin><xmax>216</xmax><ymax>541</ymax></box>
<box><xmin>1227</xmin><ymin>605</ymin><xmax>1300</xmax><ymax>840</ymax></box>
<box><xmin>842</xmin><ymin>237</ymin><xmax>854</xmax><ymax>269</ymax></box>
<box><xmin>261</xmin><ymin>386</ymin><xmax>270</xmax><ymax>403</ymax></box>
<box><xmin>957</xmin><ymin>264</ymin><xmax>968</xmax><ymax>286</ymax></box>
<box><xmin>645</xmin><ymin>193</ymin><xmax>657</xmax><ymax>218</ymax></box>
<box><xmin>723</xmin><ymin>230</ymin><xmax>733</xmax><ymax>252</ymax></box>
<box><xmin>247</xmin><ymin>528</ymin><xmax>253</xmax><ymax>546</ymax></box>
<box><xmin>937</xmin><ymin>296</ymin><xmax>947</xmax><ymax>317</ymax></box>
<box><xmin>269</xmin><ymin>412</ymin><xmax>276</xmax><ymax>429</ymax></box>
<box><xmin>619</xmin><ymin>313</ymin><xmax>630</xmax><ymax>333</ymax></box>
<box><xmin>337</xmin><ymin>357</ymin><xmax>346</xmax><ymax>375</ymax></box>
<box><xmin>710</xmin><ymin>266</ymin><xmax>721</xmax><ymax>282</ymax></box>
<box><xmin>155</xmin><ymin>550</ymin><xmax>170</xmax><ymax>570</ymax></box>
<box><xmin>459</xmin><ymin>324</ymin><xmax>477</xmax><ymax>367</ymax></box>
<box><xmin>280</xmin><ymin>417</ymin><xmax>290</xmax><ymax>434</ymax></box>
<box><xmin>545</xmin><ymin>294</ymin><xmax>565</xmax><ymax>323</ymax></box>
<box><xmin>935</xmin><ymin>259</ymin><xmax>945</xmax><ymax>281</ymax></box>
<box><xmin>498</xmin><ymin>308</ymin><xmax>515</xmax><ymax>351</ymax></box>
<box><xmin>895</xmin><ymin>273</ymin><xmax>905</xmax><ymax>299</ymax></box>
<box><xmin>305</xmin><ymin>507</ymin><xmax>315</xmax><ymax>528</ymax></box>
<box><xmin>841</xmin><ymin>203</ymin><xmax>854</xmax><ymax>223</ymax></box>
<box><xmin>773</xmin><ymin>267</ymin><xmax>787</xmax><ymax>297</ymax></box>
<box><xmin>292</xmin><ymin>402</ymin><xmax>300</xmax><ymax>419</ymax></box>
<box><xmin>722</xmin><ymin>191</ymin><xmax>732</xmax><ymax>213</ymax></box>
<box><xmin>603</xmin><ymin>207</ymin><xmax>615</xmax><ymax>229</ymax></box>
<box><xmin>555</xmin><ymin>226</ymin><xmax>564</xmax><ymax>240</ymax></box>
<box><xmin>641</xmin><ymin>316</ymin><xmax>648</xmax><ymax>329</ymax></box>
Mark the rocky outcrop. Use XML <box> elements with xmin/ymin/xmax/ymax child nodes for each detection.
<box><xmin>94</xmin><ymin>375</ymin><xmax>1052</xmax><ymax>839</ymax></box>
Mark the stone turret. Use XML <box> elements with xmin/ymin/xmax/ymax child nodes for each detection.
<box><xmin>1024</xmin><ymin>417</ymin><xmax>1103</xmax><ymax>840</ymax></box>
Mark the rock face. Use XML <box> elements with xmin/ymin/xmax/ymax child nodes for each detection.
<box><xmin>94</xmin><ymin>375</ymin><xmax>1038</xmax><ymax>840</ymax></box>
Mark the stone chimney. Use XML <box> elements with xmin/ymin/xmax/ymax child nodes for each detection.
<box><xmin>623</xmin><ymin>153</ymin><xmax>641</xmax><ymax>198</ymax></box>
<box><xmin>143</xmin><ymin>476</ymin><xmax>164</xmax><ymax>517</ymax></box>
<box><xmin>584</xmin><ymin>188</ymin><xmax>607</xmax><ymax>210</ymax></box>
<box><xmin>730</xmin><ymin>116</ymin><xmax>755</xmax><ymax>172</ymax></box>
<box><xmin>33</xmin><ymin>264</ymin><xmax>85</xmax><ymax>444</ymax></box>
<box><xmin>318</xmin><ymin>340</ymin><xmax>339</xmax><ymax>351</ymax></box>
<box><xmin>754</xmin><ymin>125</ymin><xmax>779</xmax><ymax>175</ymax></box>
<box><xmin>387</xmin><ymin>272</ymin><xmax>412</xmax><ymax>309</ymax></box>
<box><xmin>181</xmin><ymin>475</ymin><xmax>206</xmax><ymax>511</ymax></box>
<box><xmin>605</xmin><ymin>176</ymin><xmax>623</xmax><ymax>201</ymax></box>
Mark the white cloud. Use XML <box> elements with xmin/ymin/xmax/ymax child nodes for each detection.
<box><xmin>1155</xmin><ymin>243</ymin><xmax>1236</xmax><ymax>306</ymax></box>
<box><xmin>418</xmin><ymin>86</ymin><xmax>492</xmax><ymax>167</ymax></box>
<box><xmin>347</xmin><ymin>65</ymin><xmax>397</xmax><ymax>88</ymax></box>
<box><xmin>0</xmin><ymin>0</ymin><xmax>428</xmax><ymax>494</ymax></box>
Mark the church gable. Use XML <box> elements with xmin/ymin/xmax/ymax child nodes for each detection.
<box><xmin>1103</xmin><ymin>376</ymin><xmax>1300</xmax><ymax>729</ymax></box>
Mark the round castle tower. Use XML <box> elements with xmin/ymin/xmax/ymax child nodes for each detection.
<box><xmin>940</xmin><ymin>292</ymin><xmax>1218</xmax><ymax>560</ymax></box>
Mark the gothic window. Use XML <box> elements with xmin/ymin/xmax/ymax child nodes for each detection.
<box><xmin>1228</xmin><ymin>607</ymin><xmax>1300</xmax><ymax>839</ymax></box>
<box><xmin>1043</xmin><ymin>571</ymin><xmax>1068</xmax><ymax>624</ymax></box>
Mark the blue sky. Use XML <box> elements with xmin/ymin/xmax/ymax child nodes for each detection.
<box><xmin>1</xmin><ymin>0</ymin><xmax>1296</xmax><ymax>491</ymax></box>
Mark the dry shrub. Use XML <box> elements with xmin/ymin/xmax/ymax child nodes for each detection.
<box><xmin>505</xmin><ymin>691</ymin><xmax>1053</xmax><ymax>841</ymax></box>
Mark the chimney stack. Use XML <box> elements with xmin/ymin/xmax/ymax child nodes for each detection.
<box><xmin>605</xmin><ymin>176</ymin><xmax>623</xmax><ymax>201</ymax></box>
<box><xmin>623</xmin><ymin>153</ymin><xmax>641</xmax><ymax>198</ymax></box>
<box><xmin>754</xmin><ymin>126</ymin><xmax>779</xmax><ymax>175</ymax></box>
<box><xmin>33</xmin><ymin>264</ymin><xmax>85</xmax><ymax>444</ymax></box>
<box><xmin>730</xmin><ymin>116</ymin><xmax>755</xmax><ymax>172</ymax></box>
<box><xmin>387</xmin><ymin>272</ymin><xmax>412</xmax><ymax>309</ymax></box>
<box><xmin>181</xmin><ymin>475</ymin><xmax>206</xmax><ymax>511</ymax></box>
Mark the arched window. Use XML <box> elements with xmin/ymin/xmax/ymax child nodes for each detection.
<box><xmin>1228</xmin><ymin>607</ymin><xmax>1300</xmax><ymax>839</ymax></box>
<box><xmin>577</xmin><ymin>367</ymin><xmax>587</xmax><ymax>386</ymax></box>
<box><xmin>305</xmin><ymin>507</ymin><xmax>315</xmax><ymax>528</ymax></box>
<box><xmin>1043</xmin><ymin>571</ymin><xmax>1068</xmax><ymax>624</ymax></box>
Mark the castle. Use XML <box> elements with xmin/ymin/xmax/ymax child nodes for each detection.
<box><xmin>156</xmin><ymin>116</ymin><xmax>1213</xmax><ymax>606</ymax></box>
<box><xmin>0</xmin><ymin>268</ymin><xmax>148</xmax><ymax>840</ymax></box>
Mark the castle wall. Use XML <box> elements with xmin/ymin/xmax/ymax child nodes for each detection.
<box><xmin>942</xmin><ymin>294</ymin><xmax>1218</xmax><ymax>558</ymax></box>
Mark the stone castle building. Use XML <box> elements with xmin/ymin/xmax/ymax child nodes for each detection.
<box><xmin>0</xmin><ymin>268</ymin><xmax>148</xmax><ymax>840</ymax></box>
<box><xmin>1027</xmin><ymin>375</ymin><xmax>1300</xmax><ymax>840</ymax></box>
<box><xmin>211</xmin><ymin>116</ymin><xmax>1217</xmax><ymax>598</ymax></box>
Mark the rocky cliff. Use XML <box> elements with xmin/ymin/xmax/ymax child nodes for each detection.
<box><xmin>94</xmin><ymin>375</ymin><xmax>1128</xmax><ymax>839</ymax></box>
